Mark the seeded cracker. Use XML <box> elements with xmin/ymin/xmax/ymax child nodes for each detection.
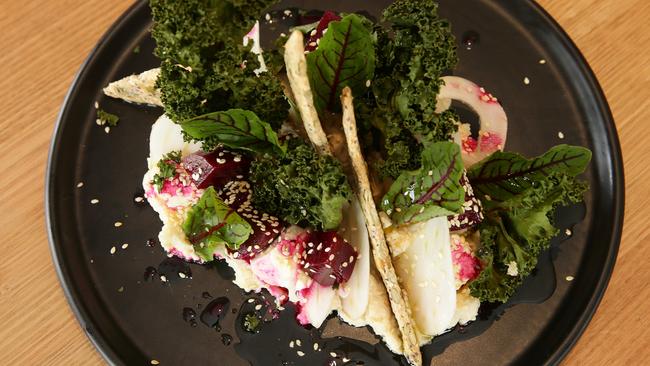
<box><xmin>340</xmin><ymin>87</ymin><xmax>422</xmax><ymax>366</ymax></box>
<box><xmin>103</xmin><ymin>68</ymin><xmax>163</xmax><ymax>106</ymax></box>
<box><xmin>284</xmin><ymin>31</ymin><xmax>332</xmax><ymax>156</ymax></box>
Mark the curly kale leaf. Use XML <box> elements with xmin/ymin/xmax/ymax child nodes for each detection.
<box><xmin>357</xmin><ymin>0</ymin><xmax>459</xmax><ymax>178</ymax></box>
<box><xmin>150</xmin><ymin>0</ymin><xmax>288</xmax><ymax>128</ymax></box>
<box><xmin>249</xmin><ymin>139</ymin><xmax>352</xmax><ymax>230</ymax></box>
<box><xmin>469</xmin><ymin>170</ymin><xmax>589</xmax><ymax>303</ymax></box>
<box><xmin>152</xmin><ymin>150</ymin><xmax>182</xmax><ymax>192</ymax></box>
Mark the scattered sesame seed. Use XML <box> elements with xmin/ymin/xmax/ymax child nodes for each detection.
<box><xmin>255</xmin><ymin>304</ymin><xmax>262</xmax><ymax>311</ymax></box>
<box><xmin>539</xmin><ymin>59</ymin><xmax>547</xmax><ymax>64</ymax></box>
<box><xmin>289</xmin><ymin>340</ymin><xmax>294</xmax><ymax>348</ymax></box>
<box><xmin>135</xmin><ymin>196</ymin><xmax>144</xmax><ymax>203</ymax></box>
<box><xmin>178</xmin><ymin>272</ymin><xmax>187</xmax><ymax>279</ymax></box>
<box><xmin>565</xmin><ymin>275</ymin><xmax>574</xmax><ymax>281</ymax></box>
<box><xmin>114</xmin><ymin>221</ymin><xmax>123</xmax><ymax>227</ymax></box>
<box><xmin>297</xmin><ymin>351</ymin><xmax>305</xmax><ymax>357</ymax></box>
<box><xmin>248</xmin><ymin>298</ymin><xmax>255</xmax><ymax>303</ymax></box>
<box><xmin>565</xmin><ymin>228</ymin><xmax>572</xmax><ymax>236</ymax></box>
<box><xmin>343</xmin><ymin>358</ymin><xmax>350</xmax><ymax>363</ymax></box>
<box><xmin>160</xmin><ymin>275</ymin><xmax>167</xmax><ymax>282</ymax></box>
<box><xmin>91</xmin><ymin>199</ymin><xmax>99</xmax><ymax>204</ymax></box>
<box><xmin>558</xmin><ymin>131</ymin><xmax>565</xmax><ymax>139</ymax></box>
<box><xmin>150</xmin><ymin>360</ymin><xmax>159</xmax><ymax>365</ymax></box>
<box><xmin>265</xmin><ymin>13</ymin><xmax>271</xmax><ymax>21</ymax></box>
<box><xmin>121</xmin><ymin>243</ymin><xmax>129</xmax><ymax>249</ymax></box>
<box><xmin>110</xmin><ymin>246</ymin><xmax>116</xmax><ymax>254</ymax></box>
<box><xmin>313</xmin><ymin>342</ymin><xmax>319</xmax><ymax>351</ymax></box>
<box><xmin>296</xmin><ymin>339</ymin><xmax>302</xmax><ymax>346</ymax></box>
<box><xmin>76</xmin><ymin>182</ymin><xmax>84</xmax><ymax>188</ymax></box>
<box><xmin>104</xmin><ymin>126</ymin><xmax>110</xmax><ymax>134</ymax></box>
<box><xmin>365</xmin><ymin>80</ymin><xmax>371</xmax><ymax>87</ymax></box>
<box><xmin>94</xmin><ymin>101</ymin><xmax>99</xmax><ymax>109</ymax></box>
<box><xmin>523</xmin><ymin>77</ymin><xmax>530</xmax><ymax>85</ymax></box>
<box><xmin>328</xmin><ymin>254</ymin><xmax>335</xmax><ymax>261</ymax></box>
<box><xmin>330</xmin><ymin>352</ymin><xmax>337</xmax><ymax>357</ymax></box>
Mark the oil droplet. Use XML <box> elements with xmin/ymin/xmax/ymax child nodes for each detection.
<box><xmin>461</xmin><ymin>30</ymin><xmax>480</xmax><ymax>50</ymax></box>
<box><xmin>182</xmin><ymin>307</ymin><xmax>197</xmax><ymax>323</ymax></box>
<box><xmin>201</xmin><ymin>297</ymin><xmax>230</xmax><ymax>328</ymax></box>
<box><xmin>221</xmin><ymin>333</ymin><xmax>233</xmax><ymax>346</ymax></box>
<box><xmin>144</xmin><ymin>267</ymin><xmax>158</xmax><ymax>282</ymax></box>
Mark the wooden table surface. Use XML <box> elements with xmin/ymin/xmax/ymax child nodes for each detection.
<box><xmin>1</xmin><ymin>0</ymin><xmax>648</xmax><ymax>364</ymax></box>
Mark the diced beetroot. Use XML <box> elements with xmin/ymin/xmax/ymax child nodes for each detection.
<box><xmin>448</xmin><ymin>172</ymin><xmax>484</xmax><ymax>232</ymax></box>
<box><xmin>181</xmin><ymin>148</ymin><xmax>250</xmax><ymax>189</ymax></box>
<box><xmin>304</xmin><ymin>11</ymin><xmax>342</xmax><ymax>52</ymax></box>
<box><xmin>229</xmin><ymin>207</ymin><xmax>286</xmax><ymax>262</ymax></box>
<box><xmin>300</xmin><ymin>231</ymin><xmax>357</xmax><ymax>287</ymax></box>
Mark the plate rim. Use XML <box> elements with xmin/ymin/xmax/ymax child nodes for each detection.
<box><xmin>45</xmin><ymin>1</ymin><xmax>625</xmax><ymax>365</ymax></box>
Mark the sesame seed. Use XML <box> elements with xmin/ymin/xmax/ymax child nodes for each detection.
<box><xmin>296</xmin><ymin>339</ymin><xmax>302</xmax><ymax>346</ymax></box>
<box><xmin>565</xmin><ymin>228</ymin><xmax>572</xmax><ymax>236</ymax></box>
<box><xmin>135</xmin><ymin>196</ymin><xmax>144</xmax><ymax>203</ymax></box>
<box><xmin>313</xmin><ymin>342</ymin><xmax>319</xmax><ymax>351</ymax></box>
<box><xmin>160</xmin><ymin>275</ymin><xmax>167</xmax><ymax>282</ymax></box>
<box><xmin>565</xmin><ymin>275</ymin><xmax>575</xmax><ymax>281</ymax></box>
<box><xmin>104</xmin><ymin>126</ymin><xmax>110</xmax><ymax>133</ymax></box>
<box><xmin>324</xmin><ymin>247</ymin><xmax>331</xmax><ymax>253</ymax></box>
<box><xmin>297</xmin><ymin>351</ymin><xmax>305</xmax><ymax>357</ymax></box>
<box><xmin>94</xmin><ymin>101</ymin><xmax>99</xmax><ymax>109</ymax></box>
<box><xmin>255</xmin><ymin>304</ymin><xmax>262</xmax><ymax>311</ymax></box>
<box><xmin>121</xmin><ymin>243</ymin><xmax>129</xmax><ymax>249</ymax></box>
<box><xmin>110</xmin><ymin>246</ymin><xmax>116</xmax><ymax>254</ymax></box>
<box><xmin>265</xmin><ymin>13</ymin><xmax>271</xmax><ymax>21</ymax></box>
<box><xmin>91</xmin><ymin>199</ymin><xmax>99</xmax><ymax>204</ymax></box>
<box><xmin>289</xmin><ymin>341</ymin><xmax>294</xmax><ymax>348</ymax></box>
<box><xmin>118</xmin><ymin>286</ymin><xmax>124</xmax><ymax>292</ymax></box>
<box><xmin>558</xmin><ymin>131</ymin><xmax>565</xmax><ymax>139</ymax></box>
<box><xmin>114</xmin><ymin>221</ymin><xmax>122</xmax><ymax>227</ymax></box>
<box><xmin>248</xmin><ymin>298</ymin><xmax>255</xmax><ymax>303</ymax></box>
<box><xmin>523</xmin><ymin>77</ymin><xmax>530</xmax><ymax>85</ymax></box>
<box><xmin>342</xmin><ymin>262</ymin><xmax>348</xmax><ymax>267</ymax></box>
<box><xmin>150</xmin><ymin>360</ymin><xmax>160</xmax><ymax>365</ymax></box>
<box><xmin>328</xmin><ymin>254</ymin><xmax>335</xmax><ymax>261</ymax></box>
<box><xmin>343</xmin><ymin>358</ymin><xmax>350</xmax><ymax>363</ymax></box>
<box><xmin>539</xmin><ymin>59</ymin><xmax>547</xmax><ymax>64</ymax></box>
<box><xmin>76</xmin><ymin>182</ymin><xmax>84</xmax><ymax>188</ymax></box>
<box><xmin>178</xmin><ymin>272</ymin><xmax>187</xmax><ymax>279</ymax></box>
<box><xmin>317</xmin><ymin>243</ymin><xmax>323</xmax><ymax>250</ymax></box>
<box><xmin>349</xmin><ymin>256</ymin><xmax>354</xmax><ymax>263</ymax></box>
<box><xmin>330</xmin><ymin>352</ymin><xmax>337</xmax><ymax>357</ymax></box>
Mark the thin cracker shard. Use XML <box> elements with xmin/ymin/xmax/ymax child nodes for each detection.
<box><xmin>103</xmin><ymin>68</ymin><xmax>163</xmax><ymax>106</ymax></box>
<box><xmin>340</xmin><ymin>87</ymin><xmax>422</xmax><ymax>366</ymax></box>
<box><xmin>284</xmin><ymin>31</ymin><xmax>332</xmax><ymax>156</ymax></box>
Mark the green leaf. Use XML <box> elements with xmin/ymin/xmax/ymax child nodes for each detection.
<box><xmin>468</xmin><ymin>145</ymin><xmax>591</xmax><ymax>203</ymax></box>
<box><xmin>152</xmin><ymin>150</ymin><xmax>182</xmax><ymax>192</ymax></box>
<box><xmin>306</xmin><ymin>13</ymin><xmax>375</xmax><ymax>112</ymax></box>
<box><xmin>180</xmin><ymin>109</ymin><xmax>286</xmax><ymax>155</ymax></box>
<box><xmin>380</xmin><ymin>141</ymin><xmax>464</xmax><ymax>225</ymax></box>
<box><xmin>182</xmin><ymin>187</ymin><xmax>252</xmax><ymax>261</ymax></box>
<box><xmin>96</xmin><ymin>109</ymin><xmax>120</xmax><ymax>127</ymax></box>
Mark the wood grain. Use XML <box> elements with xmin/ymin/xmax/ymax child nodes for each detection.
<box><xmin>0</xmin><ymin>0</ymin><xmax>647</xmax><ymax>365</ymax></box>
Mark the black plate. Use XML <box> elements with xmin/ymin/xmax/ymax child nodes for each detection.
<box><xmin>47</xmin><ymin>0</ymin><xmax>624</xmax><ymax>365</ymax></box>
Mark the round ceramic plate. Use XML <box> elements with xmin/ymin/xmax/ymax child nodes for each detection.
<box><xmin>46</xmin><ymin>0</ymin><xmax>624</xmax><ymax>365</ymax></box>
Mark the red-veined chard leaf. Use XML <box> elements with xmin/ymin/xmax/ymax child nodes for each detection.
<box><xmin>304</xmin><ymin>11</ymin><xmax>341</xmax><ymax>52</ymax></box>
<box><xmin>467</xmin><ymin>144</ymin><xmax>591</xmax><ymax>203</ymax></box>
<box><xmin>180</xmin><ymin>109</ymin><xmax>286</xmax><ymax>155</ymax></box>
<box><xmin>182</xmin><ymin>186</ymin><xmax>252</xmax><ymax>261</ymax></box>
<box><xmin>306</xmin><ymin>13</ymin><xmax>375</xmax><ymax>112</ymax></box>
<box><xmin>381</xmin><ymin>141</ymin><xmax>464</xmax><ymax>225</ymax></box>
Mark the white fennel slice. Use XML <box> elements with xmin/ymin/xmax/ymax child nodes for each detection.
<box><xmin>339</xmin><ymin>197</ymin><xmax>370</xmax><ymax>319</ymax></box>
<box><xmin>392</xmin><ymin>216</ymin><xmax>457</xmax><ymax>337</ymax></box>
<box><xmin>148</xmin><ymin>114</ymin><xmax>201</xmax><ymax>167</ymax></box>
